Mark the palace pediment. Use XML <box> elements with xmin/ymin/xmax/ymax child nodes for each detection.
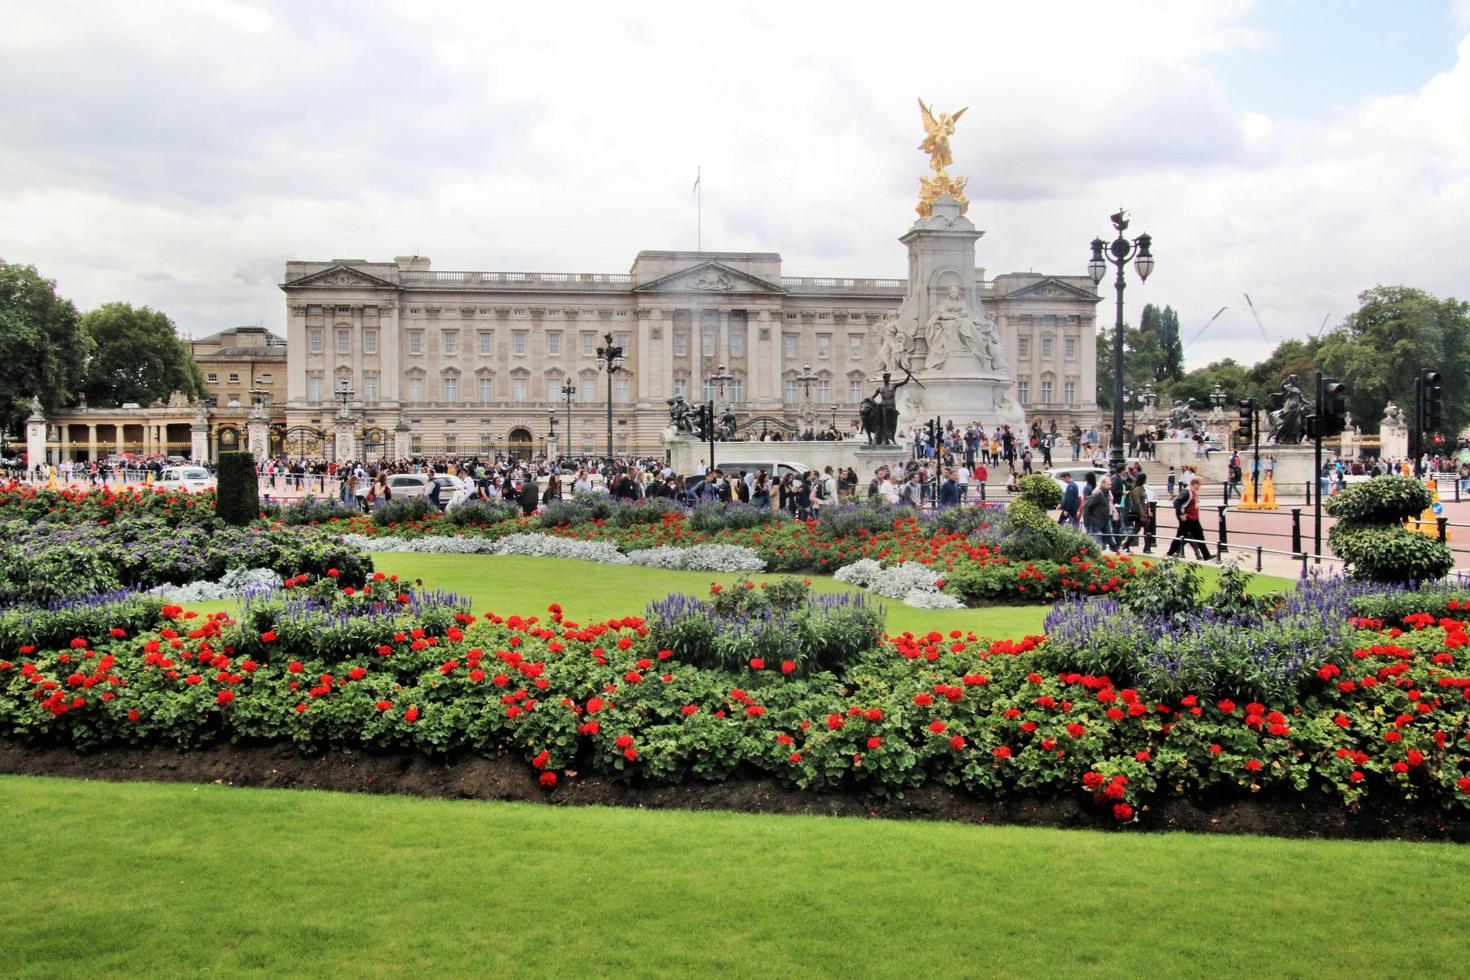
<box><xmin>283</xmin><ymin>264</ymin><xmax>398</xmax><ymax>291</ymax></box>
<box><xmin>632</xmin><ymin>261</ymin><xmax>784</xmax><ymax>296</ymax></box>
<box><xmin>993</xmin><ymin>277</ymin><xmax>1100</xmax><ymax>303</ymax></box>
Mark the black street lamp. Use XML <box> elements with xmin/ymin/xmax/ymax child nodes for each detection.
<box><xmin>1088</xmin><ymin>210</ymin><xmax>1155</xmax><ymax>471</ymax></box>
<box><xmin>595</xmin><ymin>332</ymin><xmax>624</xmax><ymax>476</ymax></box>
<box><xmin>547</xmin><ymin>411</ymin><xmax>558</xmax><ymax>463</ymax></box>
<box><xmin>706</xmin><ymin>362</ymin><xmax>734</xmax><ymax>470</ymax></box>
<box><xmin>796</xmin><ymin>363</ymin><xmax>817</xmax><ymax>440</ymax></box>
<box><xmin>560</xmin><ymin>377</ymin><xmax>577</xmax><ymax>468</ymax></box>
<box><xmin>1210</xmin><ymin>383</ymin><xmax>1227</xmax><ymax>412</ymax></box>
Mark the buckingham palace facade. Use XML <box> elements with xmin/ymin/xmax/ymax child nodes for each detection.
<box><xmin>279</xmin><ymin>250</ymin><xmax>1100</xmax><ymax>458</ymax></box>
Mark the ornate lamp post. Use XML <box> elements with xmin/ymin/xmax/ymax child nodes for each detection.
<box><xmin>796</xmin><ymin>363</ymin><xmax>818</xmax><ymax>440</ymax></box>
<box><xmin>1088</xmin><ymin>211</ymin><xmax>1155</xmax><ymax>471</ymax></box>
<box><xmin>560</xmin><ymin>377</ymin><xmax>577</xmax><ymax>467</ymax></box>
<box><xmin>595</xmin><ymin>332</ymin><xmax>624</xmax><ymax>475</ymax></box>
<box><xmin>706</xmin><ymin>362</ymin><xmax>734</xmax><ymax>470</ymax></box>
<box><xmin>1210</xmin><ymin>383</ymin><xmax>1227</xmax><ymax>413</ymax></box>
<box><xmin>547</xmin><ymin>411</ymin><xmax>558</xmax><ymax>465</ymax></box>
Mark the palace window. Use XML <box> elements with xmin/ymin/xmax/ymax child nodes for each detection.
<box><xmin>337</xmin><ymin>329</ymin><xmax>350</xmax><ymax>354</ymax></box>
<box><xmin>849</xmin><ymin>336</ymin><xmax>863</xmax><ymax>359</ymax></box>
<box><xmin>818</xmin><ymin>379</ymin><xmax>831</xmax><ymax>403</ymax></box>
<box><xmin>479</xmin><ymin>331</ymin><xmax>493</xmax><ymax>355</ymax></box>
<box><xmin>408</xmin><ymin>331</ymin><xmax>423</xmax><ymax>355</ymax></box>
<box><xmin>547</xmin><ymin>333</ymin><xmax>561</xmax><ymax>355</ymax></box>
<box><xmin>849</xmin><ymin>379</ymin><xmax>862</xmax><ymax>402</ymax></box>
<box><xmin>1040</xmin><ymin>380</ymin><xmax>1053</xmax><ymax>404</ymax></box>
<box><xmin>410</xmin><ymin>434</ymin><xmax>422</xmax><ymax>454</ymax></box>
<box><xmin>443</xmin><ymin>434</ymin><xmax>455</xmax><ymax>454</ymax></box>
<box><xmin>408</xmin><ymin>378</ymin><xmax>424</xmax><ymax>404</ymax></box>
<box><xmin>581</xmin><ymin>332</ymin><xmax>595</xmax><ymax>355</ymax></box>
<box><xmin>1041</xmin><ymin>337</ymin><xmax>1053</xmax><ymax>360</ymax></box>
<box><xmin>228</xmin><ymin>373</ymin><xmax>239</xmax><ymax>384</ymax></box>
<box><xmin>703</xmin><ymin>380</ymin><xmax>715</xmax><ymax>403</ymax></box>
<box><xmin>1064</xmin><ymin>381</ymin><xmax>1076</xmax><ymax>404</ymax></box>
<box><xmin>1018</xmin><ymin>337</ymin><xmax>1030</xmax><ymax>359</ymax></box>
<box><xmin>673</xmin><ymin>377</ymin><xmax>688</xmax><ymax>399</ymax></box>
<box><xmin>259</xmin><ymin>374</ymin><xmax>272</xmax><ymax>384</ymax></box>
<box><xmin>512</xmin><ymin>377</ymin><xmax>528</xmax><ymax>402</ymax></box>
<box><xmin>480</xmin><ymin>434</ymin><xmax>493</xmax><ymax>453</ymax></box>
<box><xmin>206</xmin><ymin>373</ymin><xmax>218</xmax><ymax>384</ymax></box>
<box><xmin>728</xmin><ymin>326</ymin><xmax>745</xmax><ymax>358</ymax></box>
<box><xmin>442</xmin><ymin>377</ymin><xmax>458</xmax><ymax>403</ymax></box>
<box><xmin>479</xmin><ymin>378</ymin><xmax>493</xmax><ymax>404</ymax></box>
<box><xmin>674</xmin><ymin>331</ymin><xmax>688</xmax><ymax>357</ymax></box>
<box><xmin>443</xmin><ymin>331</ymin><xmax>458</xmax><ymax>356</ymax></box>
<box><xmin>1064</xmin><ymin>337</ymin><xmax>1076</xmax><ymax>360</ymax></box>
<box><xmin>513</xmin><ymin>332</ymin><xmax>527</xmax><ymax>355</ymax></box>
<box><xmin>308</xmin><ymin>329</ymin><xmax>323</xmax><ymax>354</ymax></box>
<box><xmin>363</xmin><ymin>377</ymin><xmax>378</xmax><ymax>403</ymax></box>
<box><xmin>784</xmin><ymin>334</ymin><xmax>797</xmax><ymax>359</ymax></box>
<box><xmin>580</xmin><ymin>380</ymin><xmax>595</xmax><ymax>403</ymax></box>
<box><xmin>308</xmin><ymin>377</ymin><xmax>324</xmax><ymax>403</ymax></box>
<box><xmin>1018</xmin><ymin>381</ymin><xmax>1029</xmax><ymax>405</ymax></box>
<box><xmin>784</xmin><ymin>378</ymin><xmax>798</xmax><ymax>403</ymax></box>
<box><xmin>364</xmin><ymin>330</ymin><xmax>378</xmax><ymax>354</ymax></box>
<box><xmin>729</xmin><ymin>378</ymin><xmax>744</xmax><ymax>403</ymax></box>
<box><xmin>615</xmin><ymin>378</ymin><xmax>630</xmax><ymax>404</ymax></box>
<box><xmin>816</xmin><ymin>334</ymin><xmax>831</xmax><ymax>359</ymax></box>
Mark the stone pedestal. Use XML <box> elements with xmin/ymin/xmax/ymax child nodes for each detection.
<box><xmin>25</xmin><ymin>398</ymin><xmax>46</xmax><ymax>472</ymax></box>
<box><xmin>394</xmin><ymin>419</ymin><xmax>411</xmax><ymax>460</ymax></box>
<box><xmin>246</xmin><ymin>412</ymin><xmax>270</xmax><ymax>459</ymax></box>
<box><xmin>885</xmin><ymin>196</ymin><xmax>1023</xmax><ymax>432</ymax></box>
<box><xmin>191</xmin><ymin>409</ymin><xmax>210</xmax><ymax>463</ymax></box>
<box><xmin>334</xmin><ymin>414</ymin><xmax>356</xmax><ymax>464</ymax></box>
<box><xmin>1381</xmin><ymin>421</ymin><xmax>1408</xmax><ymax>461</ymax></box>
<box><xmin>661</xmin><ymin>431</ymin><xmax>908</xmax><ymax>480</ymax></box>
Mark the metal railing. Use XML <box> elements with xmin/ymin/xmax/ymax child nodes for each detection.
<box><xmin>398</xmin><ymin>271</ymin><xmax>635</xmax><ymax>288</ymax></box>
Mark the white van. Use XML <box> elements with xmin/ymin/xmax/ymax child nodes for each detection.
<box><xmin>158</xmin><ymin>466</ymin><xmax>217</xmax><ymax>492</ymax></box>
<box><xmin>716</xmin><ymin>460</ymin><xmax>813</xmax><ymax>479</ymax></box>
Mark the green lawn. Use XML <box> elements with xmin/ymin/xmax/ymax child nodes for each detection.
<box><xmin>181</xmin><ymin>554</ymin><xmax>1296</xmax><ymax>640</ymax></box>
<box><xmin>1</xmin><ymin>776</ymin><xmax>1464</xmax><ymax>978</ymax></box>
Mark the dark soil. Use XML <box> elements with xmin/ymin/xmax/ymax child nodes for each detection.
<box><xmin>3</xmin><ymin>740</ymin><xmax>1466</xmax><ymax>842</ymax></box>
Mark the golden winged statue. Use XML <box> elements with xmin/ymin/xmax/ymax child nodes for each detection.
<box><xmin>915</xmin><ymin>98</ymin><xmax>970</xmax><ymax>217</ymax></box>
<box><xmin>918</xmin><ymin>98</ymin><xmax>967</xmax><ymax>173</ymax></box>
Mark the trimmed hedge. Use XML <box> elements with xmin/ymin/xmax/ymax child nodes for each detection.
<box><xmin>215</xmin><ymin>452</ymin><xmax>259</xmax><ymax>526</ymax></box>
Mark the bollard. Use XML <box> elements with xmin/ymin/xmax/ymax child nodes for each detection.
<box><xmin>1291</xmin><ymin>507</ymin><xmax>1302</xmax><ymax>555</ymax></box>
<box><xmin>1439</xmin><ymin>517</ymin><xmax>1449</xmax><ymax>543</ymax></box>
<box><xmin>1255</xmin><ymin>544</ymin><xmax>1263</xmax><ymax>573</ymax></box>
<box><xmin>1217</xmin><ymin>504</ymin><xmax>1228</xmax><ymax>549</ymax></box>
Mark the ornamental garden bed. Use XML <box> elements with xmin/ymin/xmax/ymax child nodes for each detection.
<box><xmin>4</xmin><ymin>569</ymin><xmax>1469</xmax><ymax>839</ymax></box>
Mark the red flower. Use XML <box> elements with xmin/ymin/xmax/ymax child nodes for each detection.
<box><xmin>287</xmin><ymin>661</ymin><xmax>303</xmax><ymax>674</ymax></box>
<box><xmin>1065</xmin><ymin>722</ymin><xmax>1085</xmax><ymax>738</ymax></box>
<box><xmin>1407</xmin><ymin>749</ymin><xmax>1424</xmax><ymax>766</ymax></box>
<box><xmin>327</xmin><ymin>568</ymin><xmax>340</xmax><ymax>577</ymax></box>
<box><xmin>866</xmin><ymin>736</ymin><xmax>883</xmax><ymax>749</ymax></box>
<box><xmin>1457</xmin><ymin>777</ymin><xmax>1470</xmax><ymax>793</ymax></box>
<box><xmin>539</xmin><ymin>771</ymin><xmax>557</xmax><ymax>787</ymax></box>
<box><xmin>375</xmin><ymin>700</ymin><xmax>393</xmax><ymax>711</ymax></box>
<box><xmin>914</xmin><ymin>693</ymin><xmax>933</xmax><ymax>707</ymax></box>
<box><xmin>929</xmin><ymin>720</ymin><xmax>947</xmax><ymax>734</ymax></box>
<box><xmin>1113</xmin><ymin>803</ymin><xmax>1134</xmax><ymax>821</ymax></box>
<box><xmin>949</xmin><ymin>735</ymin><xmax>966</xmax><ymax>750</ymax></box>
<box><xmin>215</xmin><ymin>690</ymin><xmax>234</xmax><ymax>706</ymax></box>
<box><xmin>992</xmin><ymin>745</ymin><xmax>1011</xmax><ymax>759</ymax></box>
<box><xmin>1244</xmin><ymin>759</ymin><xmax>1263</xmax><ymax>772</ymax></box>
<box><xmin>127</xmin><ymin>709</ymin><xmax>140</xmax><ymax>722</ymax></box>
<box><xmin>185</xmin><ymin>674</ymin><xmax>202</xmax><ymax>686</ymax></box>
<box><xmin>615</xmin><ymin>734</ymin><xmax>634</xmax><ymax>748</ymax></box>
<box><xmin>260</xmin><ymin>631</ymin><xmax>277</xmax><ymax>643</ymax></box>
<box><xmin>781</xmin><ymin>660</ymin><xmax>796</xmax><ymax>675</ymax></box>
<box><xmin>827</xmin><ymin>714</ymin><xmax>845</xmax><ymax>731</ymax></box>
<box><xmin>789</xmin><ymin>752</ymin><xmax>803</xmax><ymax>763</ymax></box>
<box><xmin>681</xmin><ymin>704</ymin><xmax>699</xmax><ymax>716</ymax></box>
<box><xmin>404</xmin><ymin>705</ymin><xmax>419</xmax><ymax>723</ymax></box>
<box><xmin>1209</xmin><ymin>744</ymin><xmax>1222</xmax><ymax>756</ymax></box>
<box><xmin>533</xmin><ymin>750</ymin><xmax>550</xmax><ymax>769</ymax></box>
<box><xmin>749</xmin><ymin>658</ymin><xmax>765</xmax><ymax>671</ymax></box>
<box><xmin>623</xmin><ymin>748</ymin><xmax>638</xmax><ymax>761</ymax></box>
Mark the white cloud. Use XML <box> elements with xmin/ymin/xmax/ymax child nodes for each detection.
<box><xmin>0</xmin><ymin>0</ymin><xmax>1465</xmax><ymax>376</ymax></box>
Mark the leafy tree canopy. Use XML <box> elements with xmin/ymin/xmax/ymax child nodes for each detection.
<box><xmin>0</xmin><ymin>259</ymin><xmax>87</xmax><ymax>437</ymax></box>
<box><xmin>80</xmin><ymin>302</ymin><xmax>203</xmax><ymax>408</ymax></box>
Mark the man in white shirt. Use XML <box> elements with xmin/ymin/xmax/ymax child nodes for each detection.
<box><xmin>957</xmin><ymin>464</ymin><xmax>971</xmax><ymax>503</ymax></box>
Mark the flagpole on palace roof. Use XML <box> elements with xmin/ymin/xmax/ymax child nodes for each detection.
<box><xmin>693</xmin><ymin>166</ymin><xmax>701</xmax><ymax>253</ymax></box>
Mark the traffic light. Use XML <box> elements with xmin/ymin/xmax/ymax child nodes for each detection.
<box><xmin>1320</xmin><ymin>378</ymin><xmax>1347</xmax><ymax>437</ymax></box>
<box><xmin>1237</xmin><ymin>399</ymin><xmax>1255</xmax><ymax>438</ymax></box>
<box><xmin>1422</xmin><ymin>368</ymin><xmax>1444</xmax><ymax>433</ymax></box>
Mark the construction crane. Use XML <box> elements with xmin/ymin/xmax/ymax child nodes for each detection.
<box><xmin>1183</xmin><ymin>306</ymin><xmax>1229</xmax><ymax>353</ymax></box>
<box><xmin>1243</xmin><ymin>293</ymin><xmax>1273</xmax><ymax>346</ymax></box>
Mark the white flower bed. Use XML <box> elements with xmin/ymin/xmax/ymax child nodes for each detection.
<box><xmin>834</xmin><ymin>558</ymin><xmax>962</xmax><ymax>608</ymax></box>
<box><xmin>625</xmin><ymin>544</ymin><xmax>765</xmax><ymax>573</ymax></box>
<box><xmin>491</xmin><ymin>533</ymin><xmax>630</xmax><ymax>564</ymax></box>
<box><xmin>346</xmin><ymin>533</ymin><xmax>500</xmax><ymax>554</ymax></box>
<box><xmin>148</xmin><ymin>567</ymin><xmax>283</xmax><ymax>603</ymax></box>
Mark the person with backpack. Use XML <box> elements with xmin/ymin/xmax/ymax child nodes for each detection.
<box><xmin>1083</xmin><ymin>475</ymin><xmax>1113</xmax><ymax>548</ymax></box>
<box><xmin>1166</xmin><ymin>476</ymin><xmax>1212</xmax><ymax>559</ymax></box>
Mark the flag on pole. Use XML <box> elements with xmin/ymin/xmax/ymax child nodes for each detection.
<box><xmin>692</xmin><ymin>167</ymin><xmax>700</xmax><ymax>193</ymax></box>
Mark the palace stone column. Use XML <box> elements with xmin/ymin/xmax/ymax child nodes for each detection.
<box><xmin>334</xmin><ymin>411</ymin><xmax>356</xmax><ymax>464</ymax></box>
<box><xmin>247</xmin><ymin>402</ymin><xmax>270</xmax><ymax>459</ymax></box>
<box><xmin>191</xmin><ymin>409</ymin><xmax>210</xmax><ymax>463</ymax></box>
<box><xmin>25</xmin><ymin>398</ymin><xmax>46</xmax><ymax>474</ymax></box>
<box><xmin>394</xmin><ymin>417</ymin><xmax>411</xmax><ymax>459</ymax></box>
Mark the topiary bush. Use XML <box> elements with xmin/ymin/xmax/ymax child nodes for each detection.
<box><xmin>214</xmin><ymin>451</ymin><xmax>259</xmax><ymax>526</ymax></box>
<box><xmin>1015</xmin><ymin>473</ymin><xmax>1063</xmax><ymax>510</ymax></box>
<box><xmin>1325</xmin><ymin>476</ymin><xmax>1452</xmax><ymax>583</ymax></box>
<box><xmin>372</xmin><ymin>496</ymin><xmax>439</xmax><ymax>527</ymax></box>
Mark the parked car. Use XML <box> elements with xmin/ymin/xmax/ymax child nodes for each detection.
<box><xmin>1044</xmin><ymin>467</ymin><xmax>1111</xmax><ymax>490</ymax></box>
<box><xmin>716</xmin><ymin>460</ymin><xmax>813</xmax><ymax>479</ymax></box>
<box><xmin>157</xmin><ymin>466</ymin><xmax>217</xmax><ymax>492</ymax></box>
<box><xmin>385</xmin><ymin>474</ymin><xmax>432</xmax><ymax>499</ymax></box>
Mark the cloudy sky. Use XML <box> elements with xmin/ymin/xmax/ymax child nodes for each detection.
<box><xmin>3</xmin><ymin>0</ymin><xmax>1468</xmax><ymax>368</ymax></box>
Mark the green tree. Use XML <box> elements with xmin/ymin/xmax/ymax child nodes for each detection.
<box><xmin>1137</xmin><ymin>303</ymin><xmax>1184</xmax><ymax>383</ymax></box>
<box><xmin>0</xmin><ymin>260</ymin><xmax>87</xmax><ymax>436</ymax></box>
<box><xmin>79</xmin><ymin>303</ymin><xmax>204</xmax><ymax>408</ymax></box>
<box><xmin>1096</xmin><ymin>324</ymin><xmax>1164</xmax><ymax>411</ymax></box>
<box><xmin>1163</xmin><ymin>358</ymin><xmax>1258</xmax><ymax>410</ymax></box>
<box><xmin>1318</xmin><ymin>286</ymin><xmax>1470</xmax><ymax>435</ymax></box>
